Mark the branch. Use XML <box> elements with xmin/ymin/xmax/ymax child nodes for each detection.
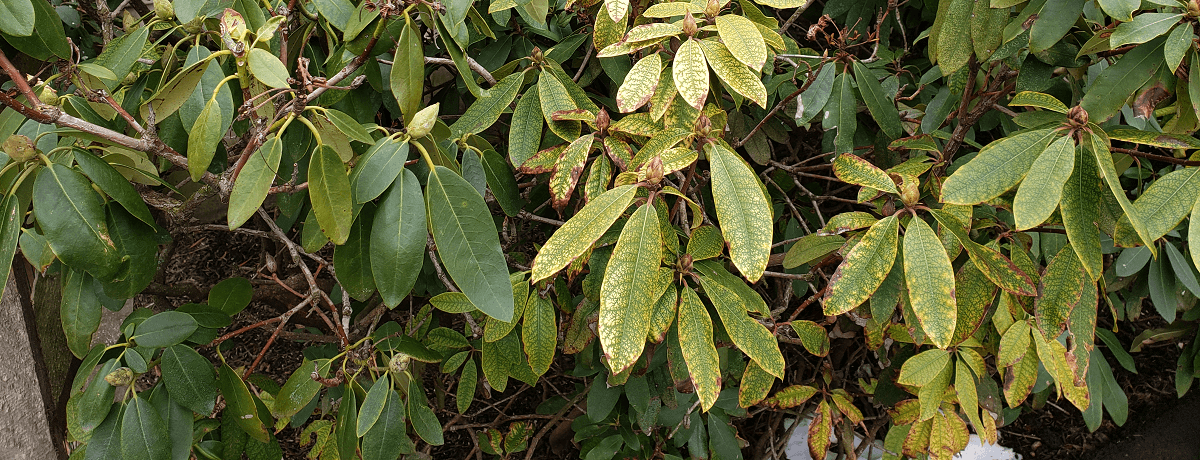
<box><xmin>1112</xmin><ymin>147</ymin><xmax>1200</xmax><ymax>167</ymax></box>
<box><xmin>419</xmin><ymin>56</ymin><xmax>497</xmax><ymax>86</ymax></box>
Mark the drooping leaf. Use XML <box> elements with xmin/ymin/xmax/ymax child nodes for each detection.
<box><xmin>929</xmin><ymin>210</ymin><xmax>1037</xmax><ymax>296</ymax></box>
<box><xmin>427</xmin><ymin>166</ymin><xmax>515</xmax><ymax>321</ymax></box>
<box><xmin>738</xmin><ymin>361</ymin><xmax>776</xmax><ymax>408</ymax></box>
<box><xmin>352</xmin><ymin>139</ymin><xmax>409</xmax><ymax>204</ymax></box>
<box><xmin>160</xmin><ymin>345</ymin><xmax>218</xmax><ymax>416</ymax></box>
<box><xmin>407</xmin><ymin>378</ymin><xmax>444</xmax><ymax>445</ymax></box>
<box><xmin>1088</xmin><ymin>131</ymin><xmax>1156</xmax><ymax>254</ymax></box>
<box><xmin>935</xmin><ymin>0</ymin><xmax>972</xmax><ymax>74</ymax></box>
<box><xmin>228</xmin><ymin>135</ymin><xmax>283</xmax><ymax>229</ymax></box>
<box><xmin>74</xmin><ymin>149</ymin><xmax>156</xmax><ymax>228</ymax></box>
<box><xmin>371</xmin><ymin>169</ymin><xmax>426</xmax><ymax>308</ymax></box>
<box><xmin>523</xmin><ymin>293</ymin><xmax>556</xmax><ymax>376</ymax></box>
<box><xmin>1013</xmin><ymin>135</ymin><xmax>1076</xmax><ymax>230</ymax></box>
<box><xmin>852</xmin><ymin>61</ymin><xmax>903</xmax><ymax>139</ymax></box>
<box><xmin>362</xmin><ymin>387</ymin><xmax>413</xmax><ymax>460</ymax></box>
<box><xmin>823</xmin><ymin>216</ymin><xmax>900</xmax><ymax>315</ymax></box>
<box><xmin>335</xmin><ymin>205</ymin><xmax>376</xmax><ymax>300</ymax></box>
<box><xmin>61</xmin><ymin>268</ymin><xmax>102</xmax><ymax>358</ymax></box>
<box><xmin>309</xmin><ymin>144</ymin><xmax>354</xmax><ymax>245</ymax></box>
<box><xmin>451</xmin><ymin>72</ymin><xmax>523</xmax><ymax>137</ymax></box>
<box><xmin>273</xmin><ymin>359</ymin><xmax>329</xmax><ymax>419</ymax></box>
<box><xmin>829</xmin><ymin>72</ymin><xmax>857</xmax><ymax>155</ymax></box>
<box><xmin>35</xmin><ymin>163</ymin><xmax>120</xmax><ymax>280</ymax></box>
<box><xmin>1036</xmin><ymin>246</ymin><xmax>1087</xmax><ymax>337</ymax></box>
<box><xmin>121</xmin><ymin>396</ymin><xmax>170</xmax><ymax>460</ymax></box>
<box><xmin>941</xmin><ymin>128</ymin><xmax>1058</xmax><ymax>205</ymax></box>
<box><xmin>1061</xmin><ymin>139</ymin><xmax>1104</xmax><ymax>280</ymax></box>
<box><xmin>678</xmin><ymin>288</ymin><xmax>721</xmax><ymax>412</ymax></box>
<box><xmin>531</xmin><ymin>185</ymin><xmax>638</xmax><ymax>283</ymax></box>
<box><xmin>706</xmin><ymin>142</ymin><xmax>772</xmax><ymax>282</ymax></box>
<box><xmin>699</xmin><ymin>271</ymin><xmax>786</xmax><ymax>378</ymax></box>
<box><xmin>391</xmin><ymin>16</ymin><xmax>425</xmax><ymax>124</ymax></box>
<box><xmin>599</xmin><ymin>202</ymin><xmax>665</xmax><ymax>373</ymax></box>
<box><xmin>336</xmin><ymin>383</ymin><xmax>359</xmax><ymax>460</ymax></box>
<box><xmin>357</xmin><ymin>374</ymin><xmax>391</xmax><ymax>437</ymax></box>
<box><xmin>903</xmin><ymin>217</ymin><xmax>957</xmax><ymax>349</ymax></box>
<box><xmin>217</xmin><ymin>362</ymin><xmax>269</xmax><ymax>443</ymax></box>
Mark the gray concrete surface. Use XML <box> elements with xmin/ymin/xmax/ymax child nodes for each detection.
<box><xmin>0</xmin><ymin>274</ymin><xmax>63</xmax><ymax>460</ymax></box>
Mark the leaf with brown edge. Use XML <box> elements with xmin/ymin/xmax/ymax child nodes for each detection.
<box><xmin>790</xmin><ymin>320</ymin><xmax>830</xmax><ymax>357</ymax></box>
<box><xmin>808</xmin><ymin>399</ymin><xmax>833</xmax><ymax>460</ymax></box>
<box><xmin>517</xmin><ymin>144</ymin><xmax>563</xmax><ymax>175</ymax></box>
<box><xmin>929</xmin><ymin>411</ymin><xmax>970</xmax><ymax>459</ymax></box>
<box><xmin>822</xmin><ymin>216</ymin><xmax>899</xmax><ymax>315</ymax></box>
<box><xmin>617</xmin><ymin>54</ymin><xmax>663</xmax><ymax>113</ymax></box>
<box><xmin>1035</xmin><ymin>245</ymin><xmax>1087</xmax><ymax>339</ymax></box>
<box><xmin>677</xmin><ymin>287</ymin><xmax>720</xmax><ymax>412</ymax></box>
<box><xmin>599</xmin><ymin>202</ymin><xmax>666</xmax><ymax>374</ymax></box>
<box><xmin>833</xmin><ymin>153</ymin><xmax>900</xmax><ymax>195</ymax></box>
<box><xmin>549</xmin><ymin>134</ymin><xmax>594</xmax><ymax>213</ymax></box>
<box><xmin>673</xmin><ymin>39</ymin><xmax>709</xmax><ymax>110</ymax></box>
<box><xmin>696</xmin><ymin>39</ymin><xmax>767</xmax><ymax>108</ymax></box>
<box><xmin>904</xmin><ymin>216</ymin><xmax>957</xmax><ymax>349</ymax></box>
<box><xmin>929</xmin><ymin>209</ymin><xmax>1037</xmax><ymax>296</ymax></box>
<box><xmin>766</xmin><ymin>385</ymin><xmax>818</xmax><ymax>408</ymax></box>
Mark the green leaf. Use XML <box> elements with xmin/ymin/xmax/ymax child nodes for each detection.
<box><xmin>74</xmin><ymin>149</ymin><xmax>156</xmax><ymax>228</ymax></box>
<box><xmin>1098</xmin><ymin>0</ymin><xmax>1139</xmax><ymax>21</ymax></box>
<box><xmin>1009</xmin><ymin>91</ymin><xmax>1069</xmax><ymax>113</ymax></box>
<box><xmin>357</xmin><ymin>374</ymin><xmax>390</xmax><ymax>437</ymax></box>
<box><xmin>139</xmin><ymin>58</ymin><xmax>215</xmax><ymax>122</ymax></box>
<box><xmin>451</xmin><ymin>72</ymin><xmax>523</xmax><ymax>137</ymax></box>
<box><xmin>617</xmin><ymin>53</ymin><xmax>663</xmax><ymax>113</ymax></box>
<box><xmin>407</xmin><ymin>378</ymin><xmax>444</xmax><ymax>445</ymax></box>
<box><xmin>673</xmin><ymin>39</ymin><xmax>709</xmax><ymax>110</ymax></box>
<box><xmin>481</xmin><ymin>148</ymin><xmax>523</xmax><ymax>216</ymax></box>
<box><xmin>1014</xmin><ymin>135</ymin><xmax>1076</xmax><ymax>230</ymax></box>
<box><xmin>391</xmin><ymin>16</ymin><xmax>424</xmax><ymax>124</ymax></box>
<box><xmin>935</xmin><ymin>0</ymin><xmax>973</xmax><ymax>74</ymax></box>
<box><xmin>336</xmin><ymin>383</ymin><xmax>358</xmax><ymax>460</ymax></box>
<box><xmin>2</xmin><ymin>0</ymin><xmax>68</xmax><ymax>59</ymax></box>
<box><xmin>430</xmin><ymin>292</ymin><xmax>477</xmax><ymax>314</ymax></box>
<box><xmin>484</xmin><ymin>280</ymin><xmax>528</xmax><ymax>342</ymax></box>
<box><xmin>699</xmin><ymin>271</ymin><xmax>786</xmax><ymax>378</ymax></box>
<box><xmin>1029</xmin><ymin>0</ymin><xmax>1085</xmax><ymax>54</ymax></box>
<box><xmin>34</xmin><ymin>163</ymin><xmax>121</xmax><ymax>280</ymax></box>
<box><xmin>1191</xmin><ymin>197</ymin><xmax>1200</xmax><ymax>274</ymax></box>
<box><xmin>325</xmin><ymin>109</ymin><xmax>374</xmax><ymax>145</ymax></box>
<box><xmin>599</xmin><ymin>202</ymin><xmax>665</xmax><ymax>373</ymax></box>
<box><xmin>273</xmin><ymin>359</ymin><xmax>329</xmax><ymax>419</ymax></box>
<box><xmin>531</xmin><ymin>185</ymin><xmax>637</xmax><ymax>283</ymax></box>
<box><xmin>951</xmin><ymin>262</ymin><xmax>997</xmax><ymax>346</ymax></box>
<box><xmin>783</xmin><ymin>234</ymin><xmax>844</xmax><ymax>269</ymax></box>
<box><xmin>1110</xmin><ymin>13</ymin><xmax>1181</xmax><ymax>48</ymax></box>
<box><xmin>352</xmin><ymin>139</ymin><xmax>409</xmax><ymax>204</ymax></box>
<box><xmin>829</xmin><ymin>72</ymin><xmax>857</xmax><ymax>155</ymax></box>
<box><xmin>1079</xmin><ymin>37</ymin><xmax>1166</xmax><ymax>122</ymax></box>
<box><xmin>523</xmin><ymin>293</ymin><xmax>556</xmax><ymax>376</ymax></box>
<box><xmin>715</xmin><ymin>14</ymin><xmax>767</xmax><ymax>72</ymax></box>
<box><xmin>1089</xmin><ymin>131</ymin><xmax>1156</xmax><ymax>254</ymax></box>
<box><xmin>121</xmin><ymin>396</ymin><xmax>169</xmax><ymax>460</ymax></box>
<box><xmin>706</xmin><ymin>143</ymin><xmax>772</xmax><ymax>282</ymax></box>
<box><xmin>834</xmin><ymin>152</ymin><xmax>900</xmax><ymax>195</ymax></box>
<box><xmin>133</xmin><ymin>311</ymin><xmax>198</xmax><ymax>348</ymax></box>
<box><xmin>309</xmin><ymin>144</ymin><xmax>354</xmax><ymax>245</ymax></box>
<box><xmin>929</xmin><ymin>210</ymin><xmax>1037</xmax><ymax>296</ymax></box>
<box><xmin>362</xmin><ymin>388</ymin><xmax>414</xmax><ymax>460</ymax></box>
<box><xmin>970</xmin><ymin>0</ymin><xmax>1006</xmax><ymax>60</ymax></box>
<box><xmin>852</xmin><ymin>61</ymin><xmax>903</xmax><ymax>139</ymax></box>
<box><xmin>456</xmin><ymin>359</ymin><xmax>478</xmax><ymax>414</ymax></box>
<box><xmin>1116</xmin><ymin>167</ymin><xmax>1200</xmax><ymax>244</ymax></box>
<box><xmin>371</xmin><ymin>169</ymin><xmax>425</xmax><ymax>308</ymax></box>
<box><xmin>903</xmin><ymin>217</ymin><xmax>957</xmax><ymax>349</ymax></box>
<box><xmin>538</xmin><ymin>70</ymin><xmax>580</xmax><ymax>140</ymax></box>
<box><xmin>160</xmin><ymin>345</ymin><xmax>218</xmax><ymax>416</ymax></box>
<box><xmin>427</xmin><ymin>165</ymin><xmax>515</xmax><ymax>321</ymax></box>
<box><xmin>188</xmin><ymin>98</ymin><xmax>224</xmax><ymax>181</ymax></box>
<box><xmin>697</xmin><ymin>39</ymin><xmax>768</xmax><ymax>108</ymax></box>
<box><xmin>228</xmin><ymin>135</ymin><xmax>284</xmax><ymax>229</ymax></box>
<box><xmin>509</xmin><ymin>86</ymin><xmax>544</xmax><ymax>167</ymax></box>
<box><xmin>941</xmin><ymin>128</ymin><xmax>1059</xmax><ymax>205</ymax></box>
<box><xmin>335</xmin><ymin>205</ymin><xmax>376</xmax><ymax>300</ymax></box>
<box><xmin>898</xmin><ymin>348</ymin><xmax>950</xmax><ymax>386</ymax></box>
<box><xmin>1035</xmin><ymin>246</ymin><xmax>1087</xmax><ymax>337</ymax></box>
<box><xmin>1060</xmin><ymin>139</ymin><xmax>1104</xmax><ymax>280</ymax></box>
<box><xmin>217</xmin><ymin>362</ymin><xmax>269</xmax><ymax>443</ymax></box>
<box><xmin>247</xmin><ymin>47</ymin><xmax>291</xmax><ymax>88</ymax></box>
<box><xmin>61</xmin><ymin>268</ymin><xmax>102</xmax><ymax>358</ymax></box>
<box><xmin>678</xmin><ymin>288</ymin><xmax>721</xmax><ymax>412</ymax></box>
<box><xmin>208</xmin><ymin>277</ymin><xmax>253</xmax><ymax>316</ymax></box>
<box><xmin>822</xmin><ymin>216</ymin><xmax>899</xmax><ymax>315</ymax></box>
<box><xmin>0</xmin><ymin>0</ymin><xmax>35</xmax><ymax>36</ymax></box>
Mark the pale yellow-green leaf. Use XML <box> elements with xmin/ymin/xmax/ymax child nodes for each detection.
<box><xmin>605</xmin><ymin>0</ymin><xmax>629</xmax><ymax>22</ymax></box>
<box><xmin>549</xmin><ymin>134</ymin><xmax>594</xmax><ymax>212</ymax></box>
<box><xmin>897</xmin><ymin>348</ymin><xmax>950</xmax><ymax>386</ymax></box>
<box><xmin>530</xmin><ymin>185</ymin><xmax>638</xmax><ymax>283</ymax></box>
<box><xmin>538</xmin><ymin>70</ymin><xmax>580</xmax><ymax>140</ymax></box>
<box><xmin>822</xmin><ymin>216</ymin><xmax>899</xmax><ymax>315</ymax></box>
<box><xmin>1013</xmin><ymin>135</ymin><xmax>1076</xmax><ymax>230</ymax></box>
<box><xmin>1115</xmin><ymin>166</ymin><xmax>1200</xmax><ymax>244</ymax></box>
<box><xmin>833</xmin><ymin>153</ymin><xmax>899</xmax><ymax>195</ymax></box>
<box><xmin>699</xmin><ymin>273</ymin><xmax>786</xmax><ymax>378</ymax></box>
<box><xmin>599</xmin><ymin>203</ymin><xmax>666</xmax><ymax>374</ymax></box>
<box><xmin>941</xmin><ymin>128</ymin><xmax>1058</xmax><ymax>205</ymax></box>
<box><xmin>1088</xmin><ymin>130</ymin><xmax>1156</xmax><ymax>255</ymax></box>
<box><xmin>739</xmin><ymin>361</ymin><xmax>775</xmax><ymax>408</ymax></box>
<box><xmin>625</xmin><ymin>22</ymin><xmax>684</xmax><ymax>42</ymax></box>
<box><xmin>596</xmin><ymin>39</ymin><xmax>662</xmax><ymax>58</ymax></box>
<box><xmin>696</xmin><ymin>39</ymin><xmax>767</xmax><ymax>108</ymax></box>
<box><xmin>715</xmin><ymin>14</ymin><xmax>767</xmax><ymax>72</ymax></box>
<box><xmin>1009</xmin><ymin>91</ymin><xmax>1069</xmax><ymax>113</ymax></box>
<box><xmin>706</xmin><ymin>143</ymin><xmax>772</xmax><ymax>282</ymax></box>
<box><xmin>678</xmin><ymin>288</ymin><xmax>721</xmax><ymax>412</ymax></box>
<box><xmin>643</xmin><ymin>2</ymin><xmax>693</xmax><ymax>17</ymax></box>
<box><xmin>673</xmin><ymin>39</ymin><xmax>709</xmax><ymax>110</ymax></box>
<box><xmin>936</xmin><ymin>0</ymin><xmax>973</xmax><ymax>74</ymax></box>
<box><xmin>617</xmin><ymin>54</ymin><xmax>664</xmax><ymax>113</ymax></box>
<box><xmin>766</xmin><ymin>384</ymin><xmax>818</xmax><ymax>408</ymax></box>
<box><xmin>782</xmin><ymin>234</ymin><xmax>844</xmax><ymax>269</ymax></box>
<box><xmin>647</xmin><ymin>282</ymin><xmax>677</xmax><ymax>342</ymax></box>
<box><xmin>903</xmin><ymin>217</ymin><xmax>956</xmax><ymax>349</ymax></box>
<box><xmin>594</xmin><ymin>4</ymin><xmax>625</xmax><ymax>51</ymax></box>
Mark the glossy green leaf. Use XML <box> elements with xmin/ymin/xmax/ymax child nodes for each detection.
<box><xmin>853</xmin><ymin>61</ymin><xmax>903</xmax><ymax>139</ymax></box>
<box><xmin>371</xmin><ymin>169</ymin><xmax>425</xmax><ymax>308</ymax></box>
<box><xmin>673</xmin><ymin>39</ymin><xmax>709</xmax><ymax>110</ymax></box>
<box><xmin>823</xmin><ymin>216</ymin><xmax>900</xmax><ymax>315</ymax></box>
<box><xmin>599</xmin><ymin>202</ymin><xmax>664</xmax><ymax>373</ymax></box>
<box><xmin>273</xmin><ymin>359</ymin><xmax>329</xmax><ymax>419</ymax></box>
<box><xmin>247</xmin><ymin>47</ymin><xmax>291</xmax><ymax>88</ymax></box>
<box><xmin>1079</xmin><ymin>37</ymin><xmax>1165</xmax><ymax>122</ymax></box>
<box><xmin>139</xmin><ymin>58</ymin><xmax>214</xmax><ymax>121</ymax></box>
<box><xmin>678</xmin><ymin>288</ymin><xmax>721</xmax><ymax>412</ymax></box>
<box><xmin>456</xmin><ymin>359</ymin><xmax>478</xmax><ymax>414</ymax></box>
<box><xmin>362</xmin><ymin>388</ymin><xmax>413</xmax><ymax>460</ymax></box>
<box><xmin>3</xmin><ymin>0</ymin><xmax>68</xmax><ymax>59</ymax></box>
<box><xmin>309</xmin><ymin>144</ymin><xmax>354</xmax><ymax>245</ymax></box>
<box><xmin>334</xmin><ymin>205</ymin><xmax>376</xmax><ymax>300</ymax></box>
<box><xmin>1014</xmin><ymin>135</ymin><xmax>1076</xmax><ymax>230</ymax></box>
<box><xmin>35</xmin><ymin>163</ymin><xmax>120</xmax><ymax>280</ymax></box>
<box><xmin>699</xmin><ymin>271</ymin><xmax>786</xmax><ymax>378</ymax></box>
<box><xmin>228</xmin><ymin>135</ymin><xmax>284</xmax><ymax>229</ymax></box>
<box><xmin>509</xmin><ymin>86</ymin><xmax>544</xmax><ymax>167</ymax></box>
<box><xmin>1098</xmin><ymin>0</ymin><xmax>1139</xmax><ymax>21</ymax></box>
<box><xmin>1089</xmin><ymin>131</ymin><xmax>1156</xmax><ymax>254</ymax></box>
<box><xmin>697</xmin><ymin>39</ymin><xmax>768</xmax><ymax>108</ymax></box>
<box><xmin>352</xmin><ymin>139</ymin><xmax>408</xmax><ymax>204</ymax></box>
<box><xmin>209</xmin><ymin>277</ymin><xmax>253</xmax><ymax>316</ymax></box>
<box><xmin>0</xmin><ymin>0</ymin><xmax>35</xmax><ymax>36</ymax></box>
<box><xmin>941</xmin><ymin>128</ymin><xmax>1058</xmax><ymax>205</ymax></box>
<box><xmin>160</xmin><ymin>345</ymin><xmax>217</xmax><ymax>415</ymax></box>
<box><xmin>531</xmin><ymin>185</ymin><xmax>637</xmax><ymax>283</ymax></box>
<box><xmin>715</xmin><ymin>14</ymin><xmax>767</xmax><ymax>71</ymax></box>
<box><xmin>218</xmin><ymin>362</ymin><xmax>269</xmax><ymax>442</ymax></box>
<box><xmin>427</xmin><ymin>165</ymin><xmax>515</xmax><ymax>321</ymax></box>
<box><xmin>61</xmin><ymin>268</ymin><xmax>102</xmax><ymax>358</ymax></box>
<box><xmin>904</xmin><ymin>217</ymin><xmax>957</xmax><ymax>349</ymax></box>
<box><xmin>830</xmin><ymin>72</ymin><xmax>857</xmax><ymax>155</ymax></box>
<box><xmin>391</xmin><ymin>16</ymin><xmax>424</xmax><ymax>123</ymax></box>
<box><xmin>121</xmin><ymin>396</ymin><xmax>169</xmax><ymax>460</ymax></box>
<box><xmin>1111</xmin><ymin>13</ymin><xmax>1181</xmax><ymax>48</ymax></box>
<box><xmin>707</xmin><ymin>143</ymin><xmax>772</xmax><ymax>282</ymax></box>
<box><xmin>336</xmin><ymin>383</ymin><xmax>358</xmax><ymax>460</ymax></box>
<box><xmin>451</xmin><ymin>72</ymin><xmax>523</xmax><ymax>137</ymax></box>
<box><xmin>133</xmin><ymin>311</ymin><xmax>198</xmax><ymax>348</ymax></box>
<box><xmin>617</xmin><ymin>53</ymin><xmax>663</xmax><ymax>113</ymax></box>
<box><xmin>481</xmin><ymin>148</ymin><xmax>523</xmax><ymax>216</ymax></box>
<box><xmin>74</xmin><ymin>149</ymin><xmax>155</xmax><ymax>227</ymax></box>
<box><xmin>325</xmin><ymin>109</ymin><xmax>374</xmax><ymax>145</ymax></box>
<box><xmin>357</xmin><ymin>374</ymin><xmax>390</xmax><ymax>437</ymax></box>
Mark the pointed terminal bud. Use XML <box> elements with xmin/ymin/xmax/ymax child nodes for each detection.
<box><xmin>596</xmin><ymin>108</ymin><xmax>611</xmax><ymax>133</ymax></box>
<box><xmin>705</xmin><ymin>0</ymin><xmax>721</xmax><ymax>18</ymax></box>
<box><xmin>1067</xmin><ymin>105</ymin><xmax>1088</xmax><ymax>128</ymax></box>
<box><xmin>531</xmin><ymin>46</ymin><xmax>544</xmax><ymax>64</ymax></box>
<box><xmin>899</xmin><ymin>178</ymin><xmax>919</xmax><ymax>207</ymax></box>
<box><xmin>644</xmin><ymin>155</ymin><xmax>664</xmax><ymax>185</ymax></box>
<box><xmin>104</xmin><ymin>367</ymin><xmax>135</xmax><ymax>387</ymax></box>
<box><xmin>682</xmin><ymin>13</ymin><xmax>698</xmax><ymax>37</ymax></box>
<box><xmin>408</xmin><ymin>103</ymin><xmax>440</xmax><ymax>138</ymax></box>
<box><xmin>4</xmin><ymin>135</ymin><xmax>37</xmax><ymax>163</ymax></box>
<box><xmin>695</xmin><ymin>113</ymin><xmax>712</xmax><ymax>137</ymax></box>
<box><xmin>1189</xmin><ymin>0</ymin><xmax>1200</xmax><ymax>17</ymax></box>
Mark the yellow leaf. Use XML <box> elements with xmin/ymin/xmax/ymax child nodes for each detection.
<box><xmin>678</xmin><ymin>288</ymin><xmax>721</xmax><ymax>411</ymax></box>
<box><xmin>715</xmin><ymin>14</ymin><xmax>766</xmax><ymax>71</ymax></box>
<box><xmin>696</xmin><ymin>39</ymin><xmax>767</xmax><ymax>108</ymax></box>
<box><xmin>616</xmin><ymin>53</ymin><xmax>664</xmax><ymax>113</ymax></box>
<box><xmin>672</xmin><ymin>39</ymin><xmax>709</xmax><ymax>110</ymax></box>
<box><xmin>599</xmin><ymin>203</ymin><xmax>667</xmax><ymax>373</ymax></box>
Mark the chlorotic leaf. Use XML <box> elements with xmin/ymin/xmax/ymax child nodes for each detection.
<box><xmin>834</xmin><ymin>152</ymin><xmax>900</xmax><ymax>195</ymax></box>
<box><xmin>715</xmin><ymin>14</ymin><xmax>767</xmax><ymax>71</ymax></box>
<box><xmin>941</xmin><ymin>129</ymin><xmax>1058</xmax><ymax>205</ymax></box>
<box><xmin>522</xmin><ymin>293</ymin><xmax>556</xmax><ymax>376</ymax></box>
<box><xmin>531</xmin><ymin>185</ymin><xmax>638</xmax><ymax>283</ymax></box>
<box><xmin>673</xmin><ymin>39</ymin><xmax>709</xmax><ymax>110</ymax></box>
<box><xmin>822</xmin><ymin>216</ymin><xmax>900</xmax><ymax>315</ymax></box>
<box><xmin>678</xmin><ymin>288</ymin><xmax>721</xmax><ymax>412</ymax></box>
<box><xmin>903</xmin><ymin>217</ymin><xmax>957</xmax><ymax>349</ymax></box>
<box><xmin>1013</xmin><ymin>135</ymin><xmax>1076</xmax><ymax>230</ymax></box>
<box><xmin>699</xmin><ymin>272</ymin><xmax>786</xmax><ymax>378</ymax></box>
<box><xmin>706</xmin><ymin>142</ymin><xmax>772</xmax><ymax>282</ymax></box>
<box><xmin>599</xmin><ymin>202</ymin><xmax>664</xmax><ymax>374</ymax></box>
<box><xmin>617</xmin><ymin>53</ymin><xmax>664</xmax><ymax>113</ymax></box>
<box><xmin>697</xmin><ymin>39</ymin><xmax>768</xmax><ymax>108</ymax></box>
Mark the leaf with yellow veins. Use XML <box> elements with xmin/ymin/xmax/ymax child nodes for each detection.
<box><xmin>678</xmin><ymin>287</ymin><xmax>721</xmax><ymax>412</ymax></box>
<box><xmin>928</xmin><ymin>209</ymin><xmax>1037</xmax><ymax>296</ymax></box>
<box><xmin>673</xmin><ymin>39</ymin><xmax>709</xmax><ymax>110</ymax></box>
<box><xmin>941</xmin><ymin>128</ymin><xmax>1058</xmax><ymax>205</ymax></box>
<box><xmin>647</xmin><ymin>282</ymin><xmax>677</xmax><ymax>343</ymax></box>
<box><xmin>599</xmin><ymin>203</ymin><xmax>666</xmax><ymax>373</ymax></box>
<box><xmin>715</xmin><ymin>15</ymin><xmax>766</xmax><ymax>72</ymax></box>
<box><xmin>617</xmin><ymin>54</ymin><xmax>663</xmax><ymax>113</ymax></box>
<box><xmin>1035</xmin><ymin>246</ymin><xmax>1087</xmax><ymax>338</ymax></box>
<box><xmin>522</xmin><ymin>293</ymin><xmax>556</xmax><ymax>377</ymax></box>
<box><xmin>549</xmin><ymin>134</ymin><xmax>594</xmax><ymax>213</ymax></box>
<box><xmin>531</xmin><ymin>185</ymin><xmax>638</xmax><ymax>283</ymax></box>
<box><xmin>766</xmin><ymin>385</ymin><xmax>818</xmax><ymax>408</ymax></box>
<box><xmin>649</xmin><ymin>71</ymin><xmax>675</xmax><ymax>121</ymax></box>
<box><xmin>699</xmin><ymin>272</ymin><xmax>786</xmax><ymax>378</ymax></box>
<box><xmin>594</xmin><ymin>2</ymin><xmax>625</xmax><ymax>51</ymax></box>
<box><xmin>833</xmin><ymin>153</ymin><xmax>900</xmax><ymax>195</ymax></box>
<box><xmin>642</xmin><ymin>2</ymin><xmax>693</xmax><ymax>17</ymax></box>
<box><xmin>1061</xmin><ymin>141</ymin><xmax>1104</xmax><ymax>281</ymax></box>
<box><xmin>605</xmin><ymin>0</ymin><xmax>628</xmax><ymax>22</ymax></box>
<box><xmin>822</xmin><ymin>215</ymin><xmax>899</xmax><ymax>315</ymax></box>
<box><xmin>696</xmin><ymin>39</ymin><xmax>767</xmax><ymax>108</ymax></box>
<box><xmin>1013</xmin><ymin>135</ymin><xmax>1076</xmax><ymax>230</ymax></box>
<box><xmin>706</xmin><ymin>143</ymin><xmax>772</xmax><ymax>281</ymax></box>
<box><xmin>903</xmin><ymin>217</ymin><xmax>957</xmax><ymax>349</ymax></box>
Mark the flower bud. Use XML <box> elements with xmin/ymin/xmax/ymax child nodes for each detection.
<box><xmin>644</xmin><ymin>155</ymin><xmax>664</xmax><ymax>184</ymax></box>
<box><xmin>389</xmin><ymin>352</ymin><xmax>411</xmax><ymax>374</ymax></box>
<box><xmin>595</xmin><ymin>108</ymin><xmax>610</xmax><ymax>133</ymax></box>
<box><xmin>104</xmin><ymin>367</ymin><xmax>135</xmax><ymax>387</ymax></box>
<box><xmin>408</xmin><ymin>103</ymin><xmax>440</xmax><ymax>139</ymax></box>
<box><xmin>3</xmin><ymin>135</ymin><xmax>37</xmax><ymax>163</ymax></box>
<box><xmin>682</xmin><ymin>14</ymin><xmax>698</xmax><ymax>37</ymax></box>
<box><xmin>154</xmin><ymin>0</ymin><xmax>175</xmax><ymax>20</ymax></box>
<box><xmin>1189</xmin><ymin>0</ymin><xmax>1200</xmax><ymax>17</ymax></box>
<box><xmin>37</xmin><ymin>86</ymin><xmax>58</xmax><ymax>106</ymax></box>
<box><xmin>899</xmin><ymin>178</ymin><xmax>919</xmax><ymax>206</ymax></box>
<box><xmin>705</xmin><ymin>0</ymin><xmax>721</xmax><ymax>18</ymax></box>
<box><xmin>1067</xmin><ymin>105</ymin><xmax>1088</xmax><ymax>127</ymax></box>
